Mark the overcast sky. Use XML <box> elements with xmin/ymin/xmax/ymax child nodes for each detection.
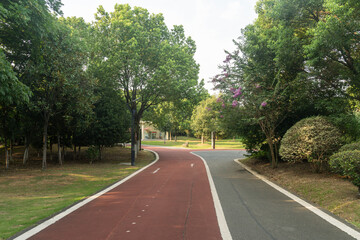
<box><xmin>60</xmin><ymin>0</ymin><xmax>258</xmax><ymax>93</ymax></box>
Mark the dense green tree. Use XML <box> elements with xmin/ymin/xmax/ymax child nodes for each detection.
<box><xmin>191</xmin><ymin>96</ymin><xmax>224</xmax><ymax>147</ymax></box>
<box><xmin>306</xmin><ymin>0</ymin><xmax>360</xmax><ymax>99</ymax></box>
<box><xmin>91</xmin><ymin>4</ymin><xmax>199</xmax><ymax>165</ymax></box>
<box><xmin>144</xmin><ymin>79</ymin><xmax>208</xmax><ymax>141</ymax></box>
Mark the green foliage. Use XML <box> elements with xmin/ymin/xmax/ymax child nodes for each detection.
<box><xmin>191</xmin><ymin>96</ymin><xmax>224</xmax><ymax>138</ymax></box>
<box><xmin>280</xmin><ymin>116</ymin><xmax>342</xmax><ymax>171</ymax></box>
<box><xmin>329</xmin><ymin>150</ymin><xmax>360</xmax><ymax>192</ymax></box>
<box><xmin>306</xmin><ymin>0</ymin><xmax>360</xmax><ymax>100</ymax></box>
<box><xmin>328</xmin><ymin>113</ymin><xmax>360</xmax><ymax>143</ymax></box>
<box><xmin>339</xmin><ymin>142</ymin><xmax>360</xmax><ymax>152</ymax></box>
<box><xmin>86</xmin><ymin>146</ymin><xmax>100</xmax><ymax>164</ymax></box>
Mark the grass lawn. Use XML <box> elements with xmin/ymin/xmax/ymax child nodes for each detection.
<box><xmin>143</xmin><ymin>136</ymin><xmax>246</xmax><ymax>149</ymax></box>
<box><xmin>0</xmin><ymin>146</ymin><xmax>155</xmax><ymax>240</ymax></box>
<box><xmin>241</xmin><ymin>158</ymin><xmax>360</xmax><ymax>230</ymax></box>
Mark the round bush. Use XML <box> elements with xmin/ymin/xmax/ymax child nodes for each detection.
<box><xmin>329</xmin><ymin>150</ymin><xmax>360</xmax><ymax>193</ymax></box>
<box><xmin>279</xmin><ymin>116</ymin><xmax>342</xmax><ymax>171</ymax></box>
<box><xmin>339</xmin><ymin>141</ymin><xmax>360</xmax><ymax>152</ymax></box>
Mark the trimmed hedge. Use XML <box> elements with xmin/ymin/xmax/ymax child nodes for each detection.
<box><xmin>339</xmin><ymin>141</ymin><xmax>360</xmax><ymax>152</ymax></box>
<box><xmin>329</xmin><ymin>150</ymin><xmax>360</xmax><ymax>193</ymax></box>
<box><xmin>280</xmin><ymin>116</ymin><xmax>342</xmax><ymax>171</ymax></box>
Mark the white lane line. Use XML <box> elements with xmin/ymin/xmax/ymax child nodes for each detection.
<box><xmin>234</xmin><ymin>159</ymin><xmax>360</xmax><ymax>240</ymax></box>
<box><xmin>13</xmin><ymin>150</ymin><xmax>160</xmax><ymax>240</ymax></box>
<box><xmin>191</xmin><ymin>163</ymin><xmax>194</xmax><ymax>168</ymax></box>
<box><xmin>191</xmin><ymin>152</ymin><xmax>233</xmax><ymax>240</ymax></box>
<box><xmin>152</xmin><ymin>168</ymin><xmax>160</xmax><ymax>174</ymax></box>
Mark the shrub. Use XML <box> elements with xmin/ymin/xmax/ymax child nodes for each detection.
<box><xmin>279</xmin><ymin>116</ymin><xmax>342</xmax><ymax>172</ymax></box>
<box><xmin>329</xmin><ymin>150</ymin><xmax>360</xmax><ymax>195</ymax></box>
<box><xmin>86</xmin><ymin>146</ymin><xmax>100</xmax><ymax>164</ymax></box>
<box><xmin>338</xmin><ymin>141</ymin><xmax>360</xmax><ymax>152</ymax></box>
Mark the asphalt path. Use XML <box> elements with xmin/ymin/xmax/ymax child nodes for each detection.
<box><xmin>14</xmin><ymin>148</ymin><xmax>222</xmax><ymax>240</ymax></box>
<box><xmin>13</xmin><ymin>148</ymin><xmax>360</xmax><ymax>240</ymax></box>
<box><xmin>194</xmin><ymin>150</ymin><xmax>360</xmax><ymax>240</ymax></box>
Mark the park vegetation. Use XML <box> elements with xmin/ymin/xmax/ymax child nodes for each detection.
<box><xmin>0</xmin><ymin>1</ymin><xmax>204</xmax><ymax>169</ymax></box>
<box><xmin>208</xmin><ymin>0</ymin><xmax>360</xmax><ymax>191</ymax></box>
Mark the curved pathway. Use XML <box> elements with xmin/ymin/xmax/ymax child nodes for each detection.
<box><xmin>13</xmin><ymin>147</ymin><xmax>360</xmax><ymax>240</ymax></box>
<box><xmin>16</xmin><ymin>147</ymin><xmax>222</xmax><ymax>240</ymax></box>
<box><xmin>194</xmin><ymin>150</ymin><xmax>360</xmax><ymax>240</ymax></box>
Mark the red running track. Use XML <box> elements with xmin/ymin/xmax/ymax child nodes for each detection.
<box><xmin>25</xmin><ymin>147</ymin><xmax>222</xmax><ymax>240</ymax></box>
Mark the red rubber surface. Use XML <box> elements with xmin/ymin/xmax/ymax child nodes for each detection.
<box><xmin>29</xmin><ymin>147</ymin><xmax>222</xmax><ymax>240</ymax></box>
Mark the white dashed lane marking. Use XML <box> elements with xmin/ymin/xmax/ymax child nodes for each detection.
<box><xmin>152</xmin><ymin>168</ymin><xmax>160</xmax><ymax>174</ymax></box>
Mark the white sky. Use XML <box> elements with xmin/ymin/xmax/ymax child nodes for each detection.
<box><xmin>60</xmin><ymin>0</ymin><xmax>258</xmax><ymax>93</ymax></box>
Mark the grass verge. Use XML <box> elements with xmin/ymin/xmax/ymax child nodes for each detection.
<box><xmin>143</xmin><ymin>137</ymin><xmax>245</xmax><ymax>149</ymax></box>
<box><xmin>240</xmin><ymin>158</ymin><xmax>360</xmax><ymax>229</ymax></box>
<box><xmin>0</xmin><ymin>147</ymin><xmax>155</xmax><ymax>240</ymax></box>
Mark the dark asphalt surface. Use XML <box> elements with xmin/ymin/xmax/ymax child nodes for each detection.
<box><xmin>194</xmin><ymin>150</ymin><xmax>358</xmax><ymax>240</ymax></box>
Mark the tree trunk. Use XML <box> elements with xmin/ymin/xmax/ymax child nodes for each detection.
<box><xmin>42</xmin><ymin>115</ymin><xmax>49</xmax><ymax>170</ymax></box>
<box><xmin>98</xmin><ymin>145</ymin><xmax>102</xmax><ymax>161</ymax></box>
<box><xmin>62</xmin><ymin>145</ymin><xmax>65</xmax><ymax>162</ymax></box>
<box><xmin>78</xmin><ymin>146</ymin><xmax>81</xmax><ymax>159</ymax></box>
<box><xmin>9</xmin><ymin>139</ymin><xmax>13</xmax><ymax>163</ymax></box>
<box><xmin>23</xmin><ymin>137</ymin><xmax>29</xmax><ymax>165</ymax></box>
<box><xmin>201</xmin><ymin>133</ymin><xmax>204</xmax><ymax>144</ymax></box>
<box><xmin>73</xmin><ymin>145</ymin><xmax>76</xmax><ymax>161</ymax></box>
<box><xmin>57</xmin><ymin>133</ymin><xmax>62</xmax><ymax>165</ymax></box>
<box><xmin>49</xmin><ymin>141</ymin><xmax>53</xmax><ymax>162</ymax></box>
<box><xmin>169</xmin><ymin>131</ymin><xmax>172</xmax><ymax>141</ymax></box>
<box><xmin>5</xmin><ymin>137</ymin><xmax>9</xmax><ymax>169</ymax></box>
<box><xmin>174</xmin><ymin>134</ymin><xmax>177</xmax><ymax>142</ymax></box>
<box><xmin>211</xmin><ymin>131</ymin><xmax>216</xmax><ymax>149</ymax></box>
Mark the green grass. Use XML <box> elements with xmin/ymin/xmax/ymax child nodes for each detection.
<box><xmin>0</xmin><ymin>147</ymin><xmax>155</xmax><ymax>240</ymax></box>
<box><xmin>143</xmin><ymin>137</ymin><xmax>246</xmax><ymax>149</ymax></box>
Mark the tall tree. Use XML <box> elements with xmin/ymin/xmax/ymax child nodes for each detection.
<box><xmin>91</xmin><ymin>4</ymin><xmax>199</xmax><ymax>165</ymax></box>
<box><xmin>306</xmin><ymin>0</ymin><xmax>360</xmax><ymax>99</ymax></box>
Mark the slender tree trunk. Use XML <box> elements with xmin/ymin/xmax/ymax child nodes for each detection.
<box><xmin>62</xmin><ymin>145</ymin><xmax>65</xmax><ymax>162</ymax></box>
<box><xmin>78</xmin><ymin>146</ymin><xmax>81</xmax><ymax>159</ymax></box>
<box><xmin>23</xmin><ymin>136</ymin><xmax>29</xmax><ymax>165</ymax></box>
<box><xmin>169</xmin><ymin>131</ymin><xmax>172</xmax><ymax>141</ymax></box>
<box><xmin>9</xmin><ymin>139</ymin><xmax>13</xmax><ymax>163</ymax></box>
<box><xmin>201</xmin><ymin>133</ymin><xmax>205</xmax><ymax>144</ymax></box>
<box><xmin>174</xmin><ymin>134</ymin><xmax>177</xmax><ymax>142</ymax></box>
<box><xmin>73</xmin><ymin>145</ymin><xmax>76</xmax><ymax>161</ymax></box>
<box><xmin>49</xmin><ymin>140</ymin><xmax>53</xmax><ymax>162</ymax></box>
<box><xmin>211</xmin><ymin>131</ymin><xmax>216</xmax><ymax>149</ymax></box>
<box><xmin>42</xmin><ymin>116</ymin><xmax>49</xmax><ymax>170</ymax></box>
<box><xmin>98</xmin><ymin>145</ymin><xmax>102</xmax><ymax>161</ymax></box>
<box><xmin>139</xmin><ymin>126</ymin><xmax>142</xmax><ymax>151</ymax></box>
<box><xmin>57</xmin><ymin>133</ymin><xmax>62</xmax><ymax>165</ymax></box>
<box><xmin>5</xmin><ymin>137</ymin><xmax>9</xmax><ymax>169</ymax></box>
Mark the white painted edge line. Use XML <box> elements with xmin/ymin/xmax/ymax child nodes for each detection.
<box><xmin>13</xmin><ymin>150</ymin><xmax>160</xmax><ymax>240</ymax></box>
<box><xmin>191</xmin><ymin>152</ymin><xmax>233</xmax><ymax>240</ymax></box>
<box><xmin>234</xmin><ymin>159</ymin><xmax>360</xmax><ymax>240</ymax></box>
<box><xmin>152</xmin><ymin>168</ymin><xmax>160</xmax><ymax>174</ymax></box>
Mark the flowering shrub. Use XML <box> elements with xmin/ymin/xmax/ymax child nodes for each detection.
<box><xmin>329</xmin><ymin>150</ymin><xmax>360</xmax><ymax>194</ymax></box>
<box><xmin>279</xmin><ymin>116</ymin><xmax>342</xmax><ymax>172</ymax></box>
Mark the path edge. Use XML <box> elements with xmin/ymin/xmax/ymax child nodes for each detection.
<box><xmin>12</xmin><ymin>150</ymin><xmax>160</xmax><ymax>240</ymax></box>
<box><xmin>234</xmin><ymin>158</ymin><xmax>360</xmax><ymax>240</ymax></box>
<box><xmin>191</xmin><ymin>152</ymin><xmax>233</xmax><ymax>240</ymax></box>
